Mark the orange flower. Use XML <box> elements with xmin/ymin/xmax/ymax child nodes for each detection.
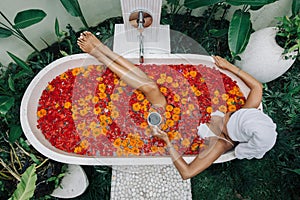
<box><xmin>113</xmin><ymin>138</ymin><xmax>122</xmax><ymax>147</ymax></box>
<box><xmin>239</xmin><ymin>99</ymin><xmax>245</xmax><ymax>105</ymax></box>
<box><xmin>160</xmin><ymin>87</ymin><xmax>167</xmax><ymax>94</ymax></box>
<box><xmin>165</xmin><ymin>111</ymin><xmax>171</xmax><ymax>119</ymax></box>
<box><xmin>140</xmin><ymin>122</ymin><xmax>148</xmax><ymax>129</ymax></box>
<box><xmin>116</xmin><ymin>148</ymin><xmax>123</xmax><ymax>157</ymax></box>
<box><xmin>166</xmin><ymin>105</ymin><xmax>174</xmax><ymax>112</ymax></box>
<box><xmin>151</xmin><ymin>146</ymin><xmax>158</xmax><ymax>153</ymax></box>
<box><xmin>120</xmin><ymin>80</ymin><xmax>127</xmax><ymax>87</ymax></box>
<box><xmin>114</xmin><ymin>78</ymin><xmax>119</xmax><ymax>85</ymax></box>
<box><xmin>172</xmin><ymin>114</ymin><xmax>180</xmax><ymax>121</ymax></box>
<box><xmin>132</xmin><ymin>102</ymin><xmax>141</xmax><ymax>111</ymax></box>
<box><xmin>92</xmin><ymin>96</ymin><xmax>99</xmax><ymax>104</ymax></box>
<box><xmin>226</xmin><ymin>98</ymin><xmax>235</xmax><ymax>105</ymax></box>
<box><xmin>60</xmin><ymin>73</ymin><xmax>68</xmax><ymax>80</ymax></box>
<box><xmin>100</xmin><ymin>121</ymin><xmax>107</xmax><ymax>127</ymax></box>
<box><xmin>80</xmin><ymin>140</ymin><xmax>89</xmax><ymax>148</ymax></box>
<box><xmin>173</xmin><ymin>107</ymin><xmax>181</xmax><ymax>114</ymax></box>
<box><xmin>194</xmin><ymin>90</ymin><xmax>202</xmax><ymax>96</ymax></box>
<box><xmin>99</xmin><ymin>93</ymin><xmax>107</xmax><ymax>99</ymax></box>
<box><xmin>218</xmin><ymin>105</ymin><xmax>227</xmax><ymax>113</ymax></box>
<box><xmin>228</xmin><ymin>105</ymin><xmax>236</xmax><ymax>112</ymax></box>
<box><xmin>174</xmin><ymin>94</ymin><xmax>180</xmax><ymax>102</ymax></box>
<box><xmin>131</xmin><ymin>147</ymin><xmax>140</xmax><ymax>155</ymax></box>
<box><xmin>47</xmin><ymin>84</ymin><xmax>54</xmax><ymax>92</ymax></box>
<box><xmin>37</xmin><ymin>109</ymin><xmax>47</xmax><ymax>118</ymax></box>
<box><xmin>98</xmin><ymin>83</ymin><xmax>106</xmax><ymax>92</ymax></box>
<box><xmin>136</xmin><ymin>140</ymin><xmax>144</xmax><ymax>148</ymax></box>
<box><xmin>158</xmin><ymin>147</ymin><xmax>166</xmax><ymax>154</ymax></box>
<box><xmin>137</xmin><ymin>93</ymin><xmax>145</xmax><ymax>101</ymax></box>
<box><xmin>206</xmin><ymin>106</ymin><xmax>213</xmax><ymax>113</ymax></box>
<box><xmin>222</xmin><ymin>94</ymin><xmax>229</xmax><ymax>101</ymax></box>
<box><xmin>191</xmin><ymin>143</ymin><xmax>198</xmax><ymax>151</ymax></box>
<box><xmin>236</xmin><ymin>91</ymin><xmax>244</xmax><ymax>97</ymax></box>
<box><xmin>189</xmin><ymin>71</ymin><xmax>197</xmax><ymax>77</ymax></box>
<box><xmin>99</xmin><ymin>115</ymin><xmax>107</xmax><ymax>121</ymax></box>
<box><xmin>72</xmin><ymin>68</ymin><xmax>80</xmax><ymax>76</ymax></box>
<box><xmin>166</xmin><ymin>119</ymin><xmax>174</xmax><ymax>127</ymax></box>
<box><xmin>96</xmin><ymin>65</ymin><xmax>103</xmax><ymax>71</ymax></box>
<box><xmin>64</xmin><ymin>102</ymin><xmax>72</xmax><ymax>109</ymax></box>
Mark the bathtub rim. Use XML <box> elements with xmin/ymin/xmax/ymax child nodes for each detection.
<box><xmin>21</xmin><ymin>53</ymin><xmax>247</xmax><ymax>165</ymax></box>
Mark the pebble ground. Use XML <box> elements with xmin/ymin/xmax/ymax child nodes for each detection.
<box><xmin>110</xmin><ymin>165</ymin><xmax>192</xmax><ymax>200</ymax></box>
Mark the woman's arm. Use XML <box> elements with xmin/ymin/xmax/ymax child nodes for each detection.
<box><xmin>152</xmin><ymin>127</ymin><xmax>230</xmax><ymax>180</ymax></box>
<box><xmin>213</xmin><ymin>56</ymin><xmax>263</xmax><ymax>109</ymax></box>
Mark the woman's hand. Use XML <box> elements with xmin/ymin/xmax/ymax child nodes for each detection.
<box><xmin>150</xmin><ymin>126</ymin><xmax>169</xmax><ymax>142</ymax></box>
<box><xmin>212</xmin><ymin>56</ymin><xmax>234</xmax><ymax>71</ymax></box>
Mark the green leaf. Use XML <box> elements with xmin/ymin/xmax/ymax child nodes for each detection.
<box><xmin>292</xmin><ymin>0</ymin><xmax>300</xmax><ymax>16</ymax></box>
<box><xmin>55</xmin><ymin>18</ymin><xmax>60</xmax><ymax>38</ymax></box>
<box><xmin>9</xmin><ymin>164</ymin><xmax>37</xmax><ymax>200</ymax></box>
<box><xmin>60</xmin><ymin>0</ymin><xmax>83</xmax><ymax>17</ymax></box>
<box><xmin>8</xmin><ymin>75</ymin><xmax>16</xmax><ymax>92</ymax></box>
<box><xmin>0</xmin><ymin>96</ymin><xmax>15</xmax><ymax>115</ymax></box>
<box><xmin>30</xmin><ymin>153</ymin><xmax>41</xmax><ymax>164</ymax></box>
<box><xmin>184</xmin><ymin>0</ymin><xmax>224</xmax><ymax>9</ymax></box>
<box><xmin>0</xmin><ymin>27</ymin><xmax>13</xmax><ymax>38</ymax></box>
<box><xmin>7</xmin><ymin>51</ymin><xmax>33</xmax><ymax>73</ymax></box>
<box><xmin>228</xmin><ymin>10</ymin><xmax>251</xmax><ymax>55</ymax></box>
<box><xmin>209</xmin><ymin>28</ymin><xmax>228</xmax><ymax>37</ymax></box>
<box><xmin>226</xmin><ymin>0</ymin><xmax>277</xmax><ymax>6</ymax></box>
<box><xmin>8</xmin><ymin>125</ymin><xmax>22</xmax><ymax>143</ymax></box>
<box><xmin>14</xmin><ymin>9</ymin><xmax>46</xmax><ymax>29</ymax></box>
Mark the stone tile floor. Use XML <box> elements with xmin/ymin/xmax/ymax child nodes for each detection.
<box><xmin>110</xmin><ymin>165</ymin><xmax>192</xmax><ymax>200</ymax></box>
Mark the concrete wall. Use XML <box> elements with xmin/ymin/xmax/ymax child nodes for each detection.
<box><xmin>0</xmin><ymin>0</ymin><xmax>292</xmax><ymax>66</ymax></box>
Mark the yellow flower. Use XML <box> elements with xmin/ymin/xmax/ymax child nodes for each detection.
<box><xmin>166</xmin><ymin>105</ymin><xmax>174</xmax><ymax>112</ymax></box>
<box><xmin>226</xmin><ymin>98</ymin><xmax>235</xmax><ymax>105</ymax></box>
<box><xmin>96</xmin><ymin>65</ymin><xmax>103</xmax><ymax>72</ymax></box>
<box><xmin>80</xmin><ymin>140</ymin><xmax>89</xmax><ymax>148</ymax></box>
<box><xmin>212</xmin><ymin>97</ymin><xmax>219</xmax><ymax>105</ymax></box>
<box><xmin>96</xmin><ymin>77</ymin><xmax>103</xmax><ymax>82</ymax></box>
<box><xmin>72</xmin><ymin>113</ymin><xmax>77</xmax><ymax>120</ymax></box>
<box><xmin>218</xmin><ymin>105</ymin><xmax>227</xmax><ymax>113</ymax></box>
<box><xmin>120</xmin><ymin>80</ymin><xmax>127</xmax><ymax>86</ymax></box>
<box><xmin>181</xmin><ymin>98</ymin><xmax>187</xmax><ymax>105</ymax></box>
<box><xmin>79</xmin><ymin>67</ymin><xmax>85</xmax><ymax>73</ymax></box>
<box><xmin>85</xmin><ymin>94</ymin><xmax>93</xmax><ymax>101</ymax></box>
<box><xmin>174</xmin><ymin>94</ymin><xmax>180</xmax><ymax>102</ymax></box>
<box><xmin>157</xmin><ymin>78</ymin><xmax>165</xmax><ymax>84</ymax></box>
<box><xmin>78</xmin><ymin>98</ymin><xmax>86</xmax><ymax>106</ymax></box>
<box><xmin>87</xmin><ymin>65</ymin><xmax>94</xmax><ymax>71</ymax></box>
<box><xmin>98</xmin><ymin>83</ymin><xmax>106</xmax><ymax>92</ymax></box>
<box><xmin>80</xmin><ymin>130</ymin><xmax>89</xmax><ymax>137</ymax></box>
<box><xmin>93</xmin><ymin>107</ymin><xmax>101</xmax><ymax>115</ymax></box>
<box><xmin>92</xmin><ymin>128</ymin><xmax>102</xmax><ymax>137</ymax></box>
<box><xmin>92</xmin><ymin>96</ymin><xmax>99</xmax><ymax>104</ymax></box>
<box><xmin>99</xmin><ymin>115</ymin><xmax>107</xmax><ymax>121</ymax></box>
<box><xmin>142</xmin><ymin>99</ymin><xmax>149</xmax><ymax>105</ymax></box>
<box><xmin>37</xmin><ymin>109</ymin><xmax>47</xmax><ymax>118</ymax></box>
<box><xmin>172</xmin><ymin>82</ymin><xmax>179</xmax><ymax>88</ymax></box>
<box><xmin>89</xmin><ymin>121</ymin><xmax>98</xmax><ymax>130</ymax></box>
<box><xmin>132</xmin><ymin>102</ymin><xmax>141</xmax><ymax>112</ymax></box>
<box><xmin>160</xmin><ymin>73</ymin><xmax>167</xmax><ymax>79</ymax></box>
<box><xmin>80</xmin><ymin>109</ymin><xmax>88</xmax><ymax>116</ymax></box>
<box><xmin>111</xmin><ymin>111</ymin><xmax>119</xmax><ymax>119</ymax></box>
<box><xmin>188</xmin><ymin>104</ymin><xmax>195</xmax><ymax>111</ymax></box>
<box><xmin>110</xmin><ymin>93</ymin><xmax>119</xmax><ymax>101</ymax></box>
<box><xmin>131</xmin><ymin>147</ymin><xmax>140</xmax><ymax>155</ymax></box>
<box><xmin>214</xmin><ymin>90</ymin><xmax>220</xmax><ymax>96</ymax></box>
<box><xmin>222</xmin><ymin>94</ymin><xmax>229</xmax><ymax>101</ymax></box>
<box><xmin>239</xmin><ymin>99</ymin><xmax>245</xmax><ymax>105</ymax></box>
<box><xmin>206</xmin><ymin>106</ymin><xmax>213</xmax><ymax>114</ymax></box>
<box><xmin>100</xmin><ymin>120</ymin><xmax>107</xmax><ymax>127</ymax></box>
<box><xmin>189</xmin><ymin>71</ymin><xmax>197</xmax><ymax>77</ymax></box>
<box><xmin>181</xmin><ymin>138</ymin><xmax>191</xmax><ymax>147</ymax></box>
<box><xmin>136</xmin><ymin>140</ymin><xmax>144</xmax><ymax>148</ymax></box>
<box><xmin>83</xmin><ymin>71</ymin><xmax>90</xmax><ymax>78</ymax></box>
<box><xmin>166</xmin><ymin>76</ymin><xmax>173</xmax><ymax>83</ymax></box>
<box><xmin>160</xmin><ymin>87</ymin><xmax>167</xmax><ymax>94</ymax></box>
<box><xmin>74</xmin><ymin>146</ymin><xmax>82</xmax><ymax>153</ymax></box>
<box><xmin>181</xmin><ymin>90</ymin><xmax>188</xmax><ymax>97</ymax></box>
<box><xmin>77</xmin><ymin>122</ymin><xmax>86</xmax><ymax>130</ymax></box>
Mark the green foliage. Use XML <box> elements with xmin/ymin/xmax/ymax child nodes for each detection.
<box><xmin>13</xmin><ymin>9</ymin><xmax>46</xmax><ymax>29</ymax></box>
<box><xmin>228</xmin><ymin>9</ymin><xmax>251</xmax><ymax>58</ymax></box>
<box><xmin>0</xmin><ymin>27</ymin><xmax>13</xmax><ymax>37</ymax></box>
<box><xmin>226</xmin><ymin>0</ymin><xmax>277</xmax><ymax>6</ymax></box>
<box><xmin>7</xmin><ymin>52</ymin><xmax>33</xmax><ymax>73</ymax></box>
<box><xmin>8</xmin><ymin>125</ymin><xmax>23</xmax><ymax>143</ymax></box>
<box><xmin>9</xmin><ymin>164</ymin><xmax>37</xmax><ymax>200</ymax></box>
<box><xmin>292</xmin><ymin>0</ymin><xmax>300</xmax><ymax>16</ymax></box>
<box><xmin>276</xmin><ymin>13</ymin><xmax>300</xmax><ymax>59</ymax></box>
<box><xmin>60</xmin><ymin>0</ymin><xmax>89</xmax><ymax>29</ymax></box>
<box><xmin>0</xmin><ymin>96</ymin><xmax>15</xmax><ymax>115</ymax></box>
<box><xmin>184</xmin><ymin>0</ymin><xmax>223</xmax><ymax>9</ymax></box>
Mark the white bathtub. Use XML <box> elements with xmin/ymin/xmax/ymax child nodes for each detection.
<box><xmin>20</xmin><ymin>53</ymin><xmax>250</xmax><ymax>165</ymax></box>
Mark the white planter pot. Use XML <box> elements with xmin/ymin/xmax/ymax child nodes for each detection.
<box><xmin>235</xmin><ymin>27</ymin><xmax>296</xmax><ymax>83</ymax></box>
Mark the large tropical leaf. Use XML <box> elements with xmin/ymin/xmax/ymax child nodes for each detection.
<box><xmin>9</xmin><ymin>125</ymin><xmax>23</xmax><ymax>143</ymax></box>
<box><xmin>9</xmin><ymin>164</ymin><xmax>37</xmax><ymax>200</ymax></box>
<box><xmin>292</xmin><ymin>0</ymin><xmax>300</xmax><ymax>16</ymax></box>
<box><xmin>14</xmin><ymin>9</ymin><xmax>46</xmax><ymax>29</ymax></box>
<box><xmin>184</xmin><ymin>0</ymin><xmax>224</xmax><ymax>9</ymax></box>
<box><xmin>0</xmin><ymin>27</ymin><xmax>13</xmax><ymax>38</ymax></box>
<box><xmin>7</xmin><ymin>51</ymin><xmax>33</xmax><ymax>73</ymax></box>
<box><xmin>226</xmin><ymin>0</ymin><xmax>277</xmax><ymax>6</ymax></box>
<box><xmin>60</xmin><ymin>0</ymin><xmax>83</xmax><ymax>17</ymax></box>
<box><xmin>0</xmin><ymin>96</ymin><xmax>15</xmax><ymax>115</ymax></box>
<box><xmin>228</xmin><ymin>10</ymin><xmax>251</xmax><ymax>56</ymax></box>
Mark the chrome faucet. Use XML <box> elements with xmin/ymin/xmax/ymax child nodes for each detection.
<box><xmin>137</xmin><ymin>11</ymin><xmax>145</xmax><ymax>63</ymax></box>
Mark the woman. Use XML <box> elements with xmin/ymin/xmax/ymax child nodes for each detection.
<box><xmin>77</xmin><ymin>31</ymin><xmax>277</xmax><ymax>180</ymax></box>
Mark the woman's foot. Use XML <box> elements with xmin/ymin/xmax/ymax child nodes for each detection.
<box><xmin>77</xmin><ymin>31</ymin><xmax>103</xmax><ymax>54</ymax></box>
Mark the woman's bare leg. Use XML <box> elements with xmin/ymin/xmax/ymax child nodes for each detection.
<box><xmin>77</xmin><ymin>32</ymin><xmax>167</xmax><ymax>108</ymax></box>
